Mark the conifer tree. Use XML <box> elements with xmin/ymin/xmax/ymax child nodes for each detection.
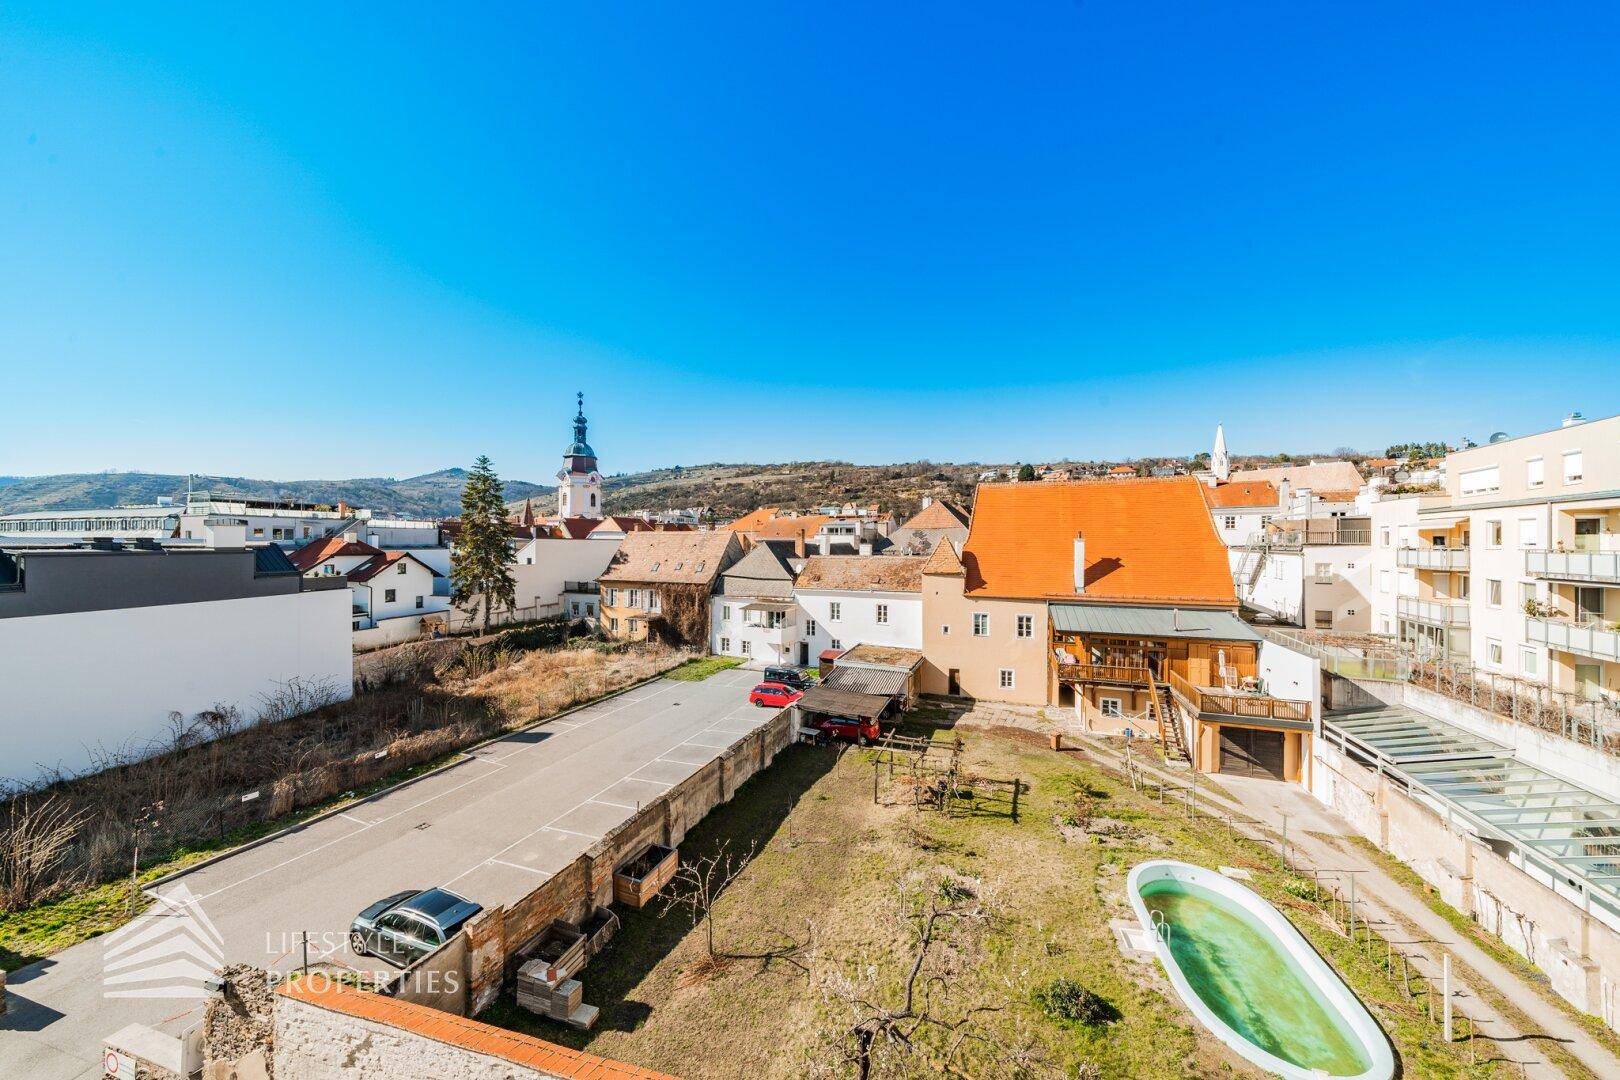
<box><xmin>451</xmin><ymin>455</ymin><xmax>517</xmax><ymax>634</ymax></box>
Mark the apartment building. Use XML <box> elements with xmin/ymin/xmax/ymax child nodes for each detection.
<box><xmin>1368</xmin><ymin>411</ymin><xmax>1620</xmax><ymax>702</ymax></box>
<box><xmin>1236</xmin><ymin>515</ymin><xmax>1374</xmax><ymax>631</ymax></box>
<box><xmin>599</xmin><ymin>530</ymin><xmax>741</xmax><ymax>644</ymax></box>
<box><xmin>0</xmin><ymin>530</ymin><xmax>351</xmax><ymax>783</ymax></box>
<box><xmin>793</xmin><ymin>554</ymin><xmax>925</xmax><ymax>662</ymax></box>
<box><xmin>709</xmin><ymin>540</ymin><xmax>800</xmax><ymax>664</ymax></box>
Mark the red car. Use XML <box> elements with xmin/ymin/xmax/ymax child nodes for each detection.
<box><xmin>749</xmin><ymin>682</ymin><xmax>803</xmax><ymax>708</ymax></box>
<box><xmin>812</xmin><ymin>715</ymin><xmax>880</xmax><ymax>746</ymax></box>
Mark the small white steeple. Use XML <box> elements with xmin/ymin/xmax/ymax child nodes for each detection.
<box><xmin>1211</xmin><ymin>423</ymin><xmax>1230</xmax><ymax>483</ymax></box>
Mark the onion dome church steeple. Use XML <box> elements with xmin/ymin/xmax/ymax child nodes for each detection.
<box><xmin>557</xmin><ymin>391</ymin><xmax>604</xmax><ymax>520</ymax></box>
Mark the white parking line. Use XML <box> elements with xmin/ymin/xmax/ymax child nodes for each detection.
<box><xmin>543</xmin><ymin>825</ymin><xmax>599</xmax><ymax>840</ymax></box>
<box><xmin>488</xmin><ymin>858</ymin><xmax>547</xmax><ymax>875</ymax></box>
<box><xmin>590</xmin><ymin>799</ymin><xmax>639</xmax><ymax>811</ymax></box>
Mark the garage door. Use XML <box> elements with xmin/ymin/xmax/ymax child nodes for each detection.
<box><xmin>1218</xmin><ymin>728</ymin><xmax>1287</xmax><ymax>780</ymax></box>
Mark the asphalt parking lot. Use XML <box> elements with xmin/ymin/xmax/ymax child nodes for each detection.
<box><xmin>0</xmin><ymin>665</ymin><xmax>770</xmax><ymax>1080</ymax></box>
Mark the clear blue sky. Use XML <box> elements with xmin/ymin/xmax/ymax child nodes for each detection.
<box><xmin>3</xmin><ymin>3</ymin><xmax>1618</xmax><ymax>483</ymax></box>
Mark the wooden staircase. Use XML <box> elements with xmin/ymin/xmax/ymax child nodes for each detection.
<box><xmin>1148</xmin><ymin>673</ymin><xmax>1193</xmax><ymax>767</ymax></box>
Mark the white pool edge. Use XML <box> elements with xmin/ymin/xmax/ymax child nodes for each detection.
<box><xmin>1127</xmin><ymin>859</ymin><xmax>1396</xmax><ymax>1080</ymax></box>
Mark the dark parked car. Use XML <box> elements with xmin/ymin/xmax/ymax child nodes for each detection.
<box><xmin>350</xmin><ymin>887</ymin><xmax>482</xmax><ymax>966</ymax></box>
<box><xmin>748</xmin><ymin>682</ymin><xmax>803</xmax><ymax>708</ymax></box>
<box><xmin>813</xmin><ymin>714</ymin><xmax>880</xmax><ymax>746</ymax></box>
<box><xmin>762</xmin><ymin>666</ymin><xmax>816</xmax><ymax>691</ymax></box>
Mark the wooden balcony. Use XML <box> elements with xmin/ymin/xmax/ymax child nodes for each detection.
<box><xmin>1054</xmin><ymin>662</ymin><xmax>1152</xmax><ymax>686</ymax></box>
<box><xmin>1166</xmin><ymin>669</ymin><xmax>1311</xmax><ymax>723</ymax></box>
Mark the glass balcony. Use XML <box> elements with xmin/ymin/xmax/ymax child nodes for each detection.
<box><xmin>1397</xmin><ymin>546</ymin><xmax>1470</xmax><ymax>571</ymax></box>
<box><xmin>1525</xmin><ymin>616</ymin><xmax>1620</xmax><ymax>663</ymax></box>
<box><xmin>1526</xmin><ymin>549</ymin><xmax>1620</xmax><ymax>585</ymax></box>
<box><xmin>1397</xmin><ymin>595</ymin><xmax>1470</xmax><ymax>628</ymax></box>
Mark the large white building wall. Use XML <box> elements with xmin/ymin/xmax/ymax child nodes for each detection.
<box><xmin>795</xmin><ymin>589</ymin><xmax>923</xmax><ymax>655</ymax></box>
<box><xmin>1245</xmin><ymin>551</ymin><xmax>1305</xmax><ymax>625</ymax></box>
<box><xmin>0</xmin><ymin>588</ymin><xmax>353</xmax><ymax>783</ymax></box>
<box><xmin>361</xmin><ymin>561</ymin><xmax>448</xmax><ymax>625</ymax></box>
<box><xmin>710</xmin><ymin>597</ymin><xmax>799</xmax><ymax>664</ymax></box>
<box><xmin>1302</xmin><ymin>544</ymin><xmax>1373</xmax><ymax>632</ymax></box>
<box><xmin>1368</xmin><ymin>496</ymin><xmax>1421</xmax><ymax>638</ymax></box>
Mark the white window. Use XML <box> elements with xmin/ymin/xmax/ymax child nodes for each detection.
<box><xmin>1460</xmin><ymin>466</ymin><xmax>1500</xmax><ymax>496</ymax></box>
<box><xmin>1563</xmin><ymin>450</ymin><xmax>1584</xmax><ymax>484</ymax></box>
<box><xmin>1519</xmin><ymin>517</ymin><xmax>1538</xmax><ymax>548</ymax></box>
<box><xmin>1314</xmin><ymin>562</ymin><xmax>1332</xmax><ymax>583</ymax></box>
<box><xmin>875</xmin><ymin>603</ymin><xmax>889</xmax><ymax>624</ymax></box>
<box><xmin>649</xmin><ymin>593</ymin><xmax>661</xmax><ymax>614</ymax></box>
<box><xmin>1099</xmin><ymin>696</ymin><xmax>1123</xmax><ymax>717</ymax></box>
<box><xmin>804</xmin><ymin>618</ymin><xmax>817</xmax><ymax>636</ymax></box>
<box><xmin>829</xmin><ymin>601</ymin><xmax>842</xmax><ymax>621</ymax></box>
<box><xmin>609</xmin><ymin>617</ymin><xmax>618</xmax><ymax>631</ymax></box>
<box><xmin>741</xmin><ymin>640</ymin><xmax>752</xmax><ymax>656</ymax></box>
<box><xmin>722</xmin><ymin>604</ymin><xmax>731</xmax><ymax>621</ymax></box>
<box><xmin>397</xmin><ymin>562</ymin><xmax>407</xmax><ymax>575</ymax></box>
<box><xmin>1380</xmin><ymin>527</ymin><xmax>1391</xmax><ymax>547</ymax></box>
<box><xmin>1379</xmin><ymin>570</ymin><xmax>1392</xmax><ymax>594</ymax></box>
<box><xmin>1313</xmin><ymin>610</ymin><xmax>1333</xmax><ymax>628</ymax></box>
<box><xmin>1526</xmin><ymin>457</ymin><xmax>1544</xmax><ymax>488</ymax></box>
<box><xmin>1381</xmin><ymin>616</ymin><xmax>1392</xmax><ymax>634</ymax></box>
<box><xmin>998</xmin><ymin>668</ymin><xmax>1015</xmax><ymax>690</ymax></box>
<box><xmin>584</xmin><ymin>602</ymin><xmax>594</xmax><ymax>616</ymax></box>
<box><xmin>1520</xmin><ymin>582</ymin><xmax>1536</xmax><ymax>606</ymax></box>
<box><xmin>628</xmin><ymin>589</ymin><xmax>640</xmax><ymax>609</ymax></box>
<box><xmin>384</xmin><ymin>589</ymin><xmax>397</xmax><ymax>603</ymax></box>
<box><xmin>628</xmin><ymin>618</ymin><xmax>639</xmax><ymax>633</ymax></box>
<box><xmin>1488</xmin><ymin>637</ymin><xmax>1503</xmax><ymax>665</ymax></box>
<box><xmin>606</xmin><ymin>588</ymin><xmax>619</xmax><ymax>606</ymax></box>
<box><xmin>973</xmin><ymin>613</ymin><xmax>989</xmax><ymax>636</ymax></box>
<box><xmin>1016</xmin><ymin>614</ymin><xmax>1033</xmax><ymax>638</ymax></box>
<box><xmin>1222</xmin><ymin>515</ymin><xmax>1237</xmax><ymax>530</ymax></box>
<box><xmin>1521</xmin><ymin>647</ymin><xmax>1539</xmax><ymax>677</ymax></box>
<box><xmin>1487</xmin><ymin>579</ymin><xmax>1502</xmax><ymax>607</ymax></box>
<box><xmin>415</xmin><ymin>595</ymin><xmax>424</xmax><ymax>609</ymax></box>
<box><xmin>830</xmin><ymin>638</ymin><xmax>842</xmax><ymax>650</ymax></box>
<box><xmin>1487</xmin><ymin>521</ymin><xmax>1503</xmax><ymax>547</ymax></box>
<box><xmin>720</xmin><ymin>637</ymin><xmax>730</xmax><ymax>653</ymax></box>
<box><xmin>571</xmin><ymin>602</ymin><xmax>580</xmax><ymax>616</ymax></box>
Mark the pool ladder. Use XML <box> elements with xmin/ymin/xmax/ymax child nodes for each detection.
<box><xmin>1150</xmin><ymin>909</ymin><xmax>1172</xmax><ymax>948</ymax></box>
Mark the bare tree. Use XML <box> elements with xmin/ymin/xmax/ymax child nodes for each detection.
<box><xmin>810</xmin><ymin>869</ymin><xmax>1049</xmax><ymax>1080</ymax></box>
<box><xmin>0</xmin><ymin>795</ymin><xmax>90</xmax><ymax>912</ymax></box>
<box><xmin>663</xmin><ymin>841</ymin><xmax>808</xmax><ymax>980</ymax></box>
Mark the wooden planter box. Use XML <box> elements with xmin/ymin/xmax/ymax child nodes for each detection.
<box><xmin>580</xmin><ymin>905</ymin><xmax>621</xmax><ymax>961</ymax></box>
<box><xmin>522</xmin><ymin>920</ymin><xmax>587</xmax><ymax>985</ymax></box>
<box><xmin>613</xmin><ymin>844</ymin><xmax>677</xmax><ymax>908</ymax></box>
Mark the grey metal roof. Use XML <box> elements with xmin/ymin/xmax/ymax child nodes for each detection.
<box><xmin>798</xmin><ymin>685</ymin><xmax>894</xmax><ymax>719</ymax></box>
<box><xmin>823</xmin><ymin>665</ymin><xmax>909</xmax><ymax>697</ymax></box>
<box><xmin>1049</xmin><ymin>603</ymin><xmax>1259</xmax><ymax>641</ymax></box>
<box><xmin>252</xmin><ymin>544</ymin><xmax>300</xmax><ymax>576</ymax></box>
<box><xmin>717</xmin><ymin>540</ymin><xmax>797</xmax><ymax>598</ymax></box>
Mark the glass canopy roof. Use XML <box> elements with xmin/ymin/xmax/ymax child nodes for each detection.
<box><xmin>1328</xmin><ymin>707</ymin><xmax>1620</xmax><ymax>896</ymax></box>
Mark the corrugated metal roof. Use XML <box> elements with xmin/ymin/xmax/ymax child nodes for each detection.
<box><xmin>823</xmin><ymin>666</ymin><xmax>909</xmax><ymax>697</ymax></box>
<box><xmin>798</xmin><ymin>685</ymin><xmax>893</xmax><ymax>719</ymax></box>
<box><xmin>1049</xmin><ymin>603</ymin><xmax>1260</xmax><ymax>641</ymax></box>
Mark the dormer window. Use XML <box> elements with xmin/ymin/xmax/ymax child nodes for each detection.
<box><xmin>650</xmin><ymin>562</ymin><xmax>661</xmax><ymax>572</ymax></box>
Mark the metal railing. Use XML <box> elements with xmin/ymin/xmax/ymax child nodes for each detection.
<box><xmin>1526</xmin><ymin>615</ymin><xmax>1620</xmax><ymax>663</ymax></box>
<box><xmin>1526</xmin><ymin>548</ymin><xmax>1620</xmax><ymax>584</ymax></box>
<box><xmin>1397</xmin><ymin>546</ymin><xmax>1470</xmax><ymax>571</ymax></box>
<box><xmin>1165</xmin><ymin>668</ymin><xmax>1310</xmax><ymax>722</ymax></box>
<box><xmin>563</xmin><ymin>580</ymin><xmax>601</xmax><ymax>594</ymax></box>
<box><xmin>1397</xmin><ymin>595</ymin><xmax>1470</xmax><ymax>628</ymax></box>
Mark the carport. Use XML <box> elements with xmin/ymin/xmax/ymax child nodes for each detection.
<box><xmin>797</xmin><ymin>658</ymin><xmax>917</xmax><ymax>726</ymax></box>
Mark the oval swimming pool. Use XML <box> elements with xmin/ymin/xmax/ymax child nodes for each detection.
<box><xmin>1128</xmin><ymin>860</ymin><xmax>1394</xmax><ymax>1080</ymax></box>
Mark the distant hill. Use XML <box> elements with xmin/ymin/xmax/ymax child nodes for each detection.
<box><xmin>0</xmin><ymin>469</ymin><xmax>554</xmax><ymax>520</ymax></box>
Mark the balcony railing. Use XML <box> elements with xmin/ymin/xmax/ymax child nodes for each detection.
<box><xmin>1165</xmin><ymin>669</ymin><xmax>1311</xmax><ymax>723</ymax></box>
<box><xmin>1526</xmin><ymin>549</ymin><xmax>1620</xmax><ymax>585</ymax></box>
<box><xmin>1397</xmin><ymin>595</ymin><xmax>1470</xmax><ymax>628</ymax></box>
<box><xmin>1526</xmin><ymin>616</ymin><xmax>1620</xmax><ymax>663</ymax></box>
<box><xmin>1055</xmin><ymin>663</ymin><xmax>1152</xmax><ymax>685</ymax></box>
<box><xmin>563</xmin><ymin>580</ymin><xmax>601</xmax><ymax>594</ymax></box>
<box><xmin>1397</xmin><ymin>546</ymin><xmax>1470</xmax><ymax>572</ymax></box>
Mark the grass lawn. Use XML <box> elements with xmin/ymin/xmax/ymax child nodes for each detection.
<box><xmin>666</xmin><ymin>655</ymin><xmax>744</xmax><ymax>681</ymax></box>
<box><xmin>479</xmin><ymin>721</ymin><xmax>1499</xmax><ymax>1078</ymax></box>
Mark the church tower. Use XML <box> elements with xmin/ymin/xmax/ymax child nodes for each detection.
<box><xmin>557</xmin><ymin>392</ymin><xmax>604</xmax><ymax>520</ymax></box>
<box><xmin>1211</xmin><ymin>422</ymin><xmax>1230</xmax><ymax>483</ymax></box>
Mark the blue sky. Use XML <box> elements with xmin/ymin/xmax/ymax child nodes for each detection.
<box><xmin>3</xmin><ymin>3</ymin><xmax>1618</xmax><ymax>483</ymax></box>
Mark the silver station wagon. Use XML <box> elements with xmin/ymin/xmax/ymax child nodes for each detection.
<box><xmin>349</xmin><ymin>887</ymin><xmax>483</xmax><ymax>966</ymax></box>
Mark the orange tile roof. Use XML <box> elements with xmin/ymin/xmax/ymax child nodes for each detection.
<box><xmin>921</xmin><ymin>537</ymin><xmax>965</xmax><ymax>576</ymax></box>
<box><xmin>722</xmin><ymin>507</ymin><xmax>779</xmax><ymax>532</ymax></box>
<box><xmin>899</xmin><ymin>499</ymin><xmax>970</xmax><ymax>531</ymax></box>
<box><xmin>1201</xmin><ymin>480</ymin><xmax>1278</xmax><ymax>509</ymax></box>
<box><xmin>1108</xmin><ymin>464</ymin><xmax>1137</xmax><ymax>475</ymax></box>
<box><xmin>287</xmin><ymin>536</ymin><xmax>382</xmax><ymax>572</ymax></box>
<box><xmin>961</xmin><ymin>477</ymin><xmax>1236</xmax><ymax>605</ymax></box>
<box><xmin>277</xmin><ymin>979</ymin><xmax>678</xmax><ymax>1080</ymax></box>
<box><xmin>753</xmin><ymin>514</ymin><xmax>830</xmax><ymax>541</ymax></box>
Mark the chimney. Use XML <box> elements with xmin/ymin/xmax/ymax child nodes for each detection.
<box><xmin>859</xmin><ymin>540</ymin><xmax>873</xmax><ymax>556</ymax></box>
<box><xmin>921</xmin><ymin>496</ymin><xmax>933</xmax><ymax>510</ymax></box>
<box><xmin>337</xmin><ymin>501</ymin><xmax>350</xmax><ymax>517</ymax></box>
<box><xmin>793</xmin><ymin>534</ymin><xmax>806</xmax><ymax>558</ymax></box>
<box><xmin>1073</xmin><ymin>532</ymin><xmax>1086</xmax><ymax>594</ymax></box>
<box><xmin>818</xmin><ymin>534</ymin><xmax>831</xmax><ymax>555</ymax></box>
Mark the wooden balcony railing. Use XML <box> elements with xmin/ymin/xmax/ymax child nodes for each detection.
<box><xmin>1166</xmin><ymin>668</ymin><xmax>1311</xmax><ymax>723</ymax></box>
<box><xmin>1055</xmin><ymin>663</ymin><xmax>1152</xmax><ymax>685</ymax></box>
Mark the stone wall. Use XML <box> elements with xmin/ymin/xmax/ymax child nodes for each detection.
<box><xmin>384</xmin><ymin>706</ymin><xmax>799</xmax><ymax>1016</ymax></box>
<box><xmin>1313</xmin><ymin>737</ymin><xmax>1620</xmax><ymax>1029</ymax></box>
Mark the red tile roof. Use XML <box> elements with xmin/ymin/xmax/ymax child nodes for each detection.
<box><xmin>347</xmin><ymin>551</ymin><xmax>441</xmax><ymax>582</ymax></box>
<box><xmin>722</xmin><ymin>508</ymin><xmax>780</xmax><ymax>532</ymax></box>
<box><xmin>276</xmin><ymin>979</ymin><xmax>678</xmax><ymax>1080</ymax></box>
<box><xmin>1201</xmin><ymin>480</ymin><xmax>1278</xmax><ymax>509</ymax></box>
<box><xmin>899</xmin><ymin>500</ymin><xmax>970</xmax><ymax>531</ymax></box>
<box><xmin>961</xmin><ymin>477</ymin><xmax>1236</xmax><ymax>605</ymax></box>
<box><xmin>753</xmin><ymin>515</ymin><xmax>830</xmax><ymax>542</ymax></box>
<box><xmin>287</xmin><ymin>537</ymin><xmax>382</xmax><ymax>572</ymax></box>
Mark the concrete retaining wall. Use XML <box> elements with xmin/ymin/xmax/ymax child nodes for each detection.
<box><xmin>1312</xmin><ymin>737</ymin><xmax>1620</xmax><ymax>1029</ymax></box>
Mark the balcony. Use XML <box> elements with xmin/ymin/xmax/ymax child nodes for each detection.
<box><xmin>1526</xmin><ymin>549</ymin><xmax>1620</xmax><ymax>585</ymax></box>
<box><xmin>1526</xmin><ymin>616</ymin><xmax>1620</xmax><ymax>663</ymax></box>
<box><xmin>1166</xmin><ymin>670</ymin><xmax>1311</xmax><ymax>724</ymax></box>
<box><xmin>1397</xmin><ymin>546</ymin><xmax>1470</xmax><ymax>572</ymax></box>
<box><xmin>1055</xmin><ymin>663</ymin><xmax>1152</xmax><ymax>686</ymax></box>
<box><xmin>1397</xmin><ymin>595</ymin><xmax>1470</xmax><ymax>628</ymax></box>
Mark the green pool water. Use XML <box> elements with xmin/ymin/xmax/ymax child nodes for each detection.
<box><xmin>1141</xmin><ymin>878</ymin><xmax>1371</xmax><ymax>1077</ymax></box>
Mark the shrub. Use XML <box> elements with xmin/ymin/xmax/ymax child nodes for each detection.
<box><xmin>1033</xmin><ymin>977</ymin><xmax>1117</xmax><ymax>1027</ymax></box>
